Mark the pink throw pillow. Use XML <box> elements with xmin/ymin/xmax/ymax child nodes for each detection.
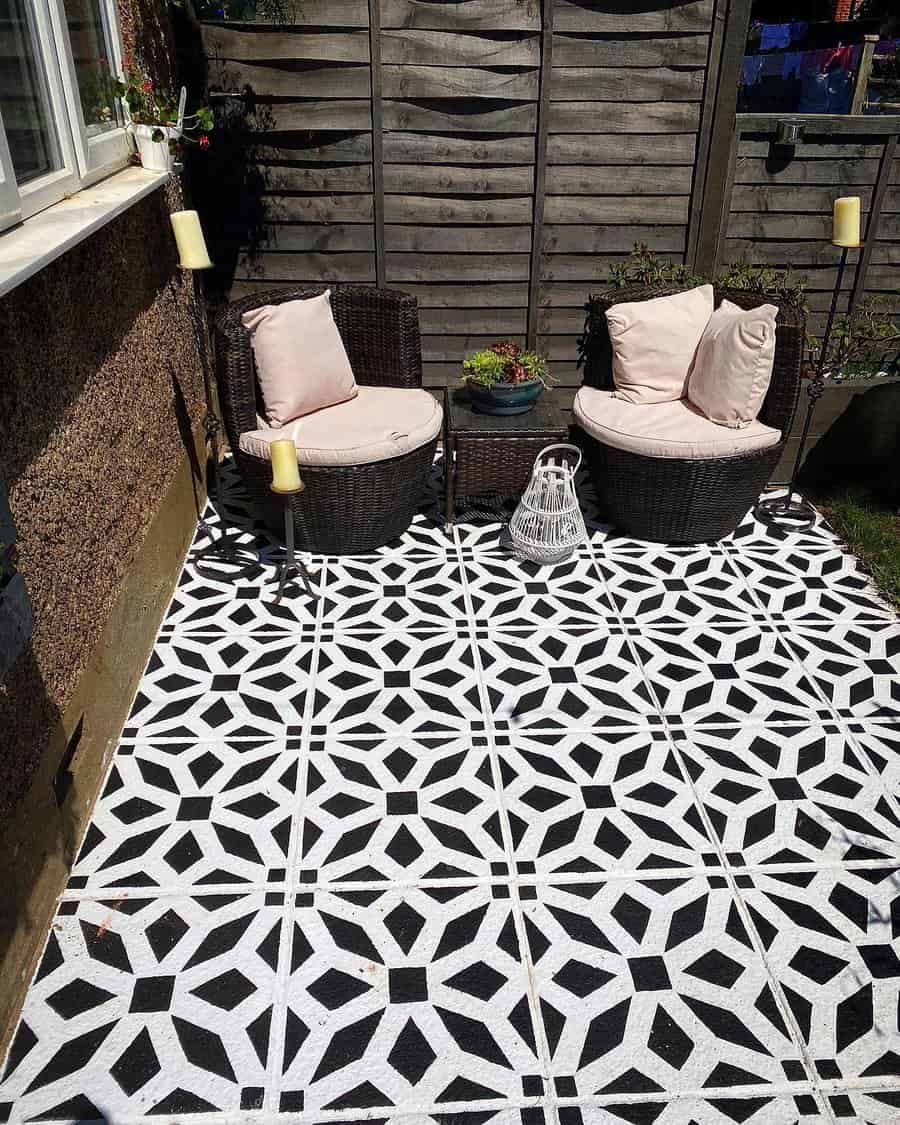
<box><xmin>606</xmin><ymin>284</ymin><xmax>714</xmax><ymax>405</ymax></box>
<box><xmin>688</xmin><ymin>299</ymin><xmax>778</xmax><ymax>429</ymax></box>
<box><xmin>241</xmin><ymin>290</ymin><xmax>357</xmax><ymax>427</ymax></box>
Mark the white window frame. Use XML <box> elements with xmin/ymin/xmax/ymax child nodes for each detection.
<box><xmin>0</xmin><ymin>0</ymin><xmax>130</xmax><ymax>233</ymax></box>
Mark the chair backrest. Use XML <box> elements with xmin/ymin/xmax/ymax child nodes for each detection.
<box><xmin>213</xmin><ymin>285</ymin><xmax>423</xmax><ymax>451</ymax></box>
<box><xmin>580</xmin><ymin>284</ymin><xmax>806</xmax><ymax>436</ymax></box>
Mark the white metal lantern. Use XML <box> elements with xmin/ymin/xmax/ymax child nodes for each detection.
<box><xmin>509</xmin><ymin>443</ymin><xmax>587</xmax><ymax>565</ymax></box>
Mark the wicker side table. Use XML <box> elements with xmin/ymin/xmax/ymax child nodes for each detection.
<box><xmin>443</xmin><ymin>386</ymin><xmax>572</xmax><ymax>529</ymax></box>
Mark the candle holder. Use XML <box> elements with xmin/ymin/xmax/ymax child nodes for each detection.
<box><xmin>270</xmin><ymin>481</ymin><xmax>317</xmax><ymax>604</ymax></box>
<box><xmin>755</xmin><ymin>240</ymin><xmax>863</xmax><ymax>533</ymax></box>
<box><xmin>171</xmin><ymin>210</ymin><xmax>259</xmax><ymax>582</ymax></box>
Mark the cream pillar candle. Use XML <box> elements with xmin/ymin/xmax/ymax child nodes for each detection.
<box><xmin>170</xmin><ymin>209</ymin><xmax>214</xmax><ymax>269</ymax></box>
<box><xmin>833</xmin><ymin>196</ymin><xmax>861</xmax><ymax>247</ymax></box>
<box><xmin>270</xmin><ymin>439</ymin><xmax>303</xmax><ymax>493</ymax></box>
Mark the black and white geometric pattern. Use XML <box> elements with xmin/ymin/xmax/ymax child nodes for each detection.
<box><xmin>322</xmin><ymin>556</ymin><xmax>468</xmax><ymax>633</ymax></box>
<box><xmin>125</xmin><ymin>635</ymin><xmax>312</xmax><ymax>739</ymax></box>
<box><xmin>70</xmin><ymin>739</ymin><xmax>297</xmax><ymax>890</ymax></box>
<box><xmin>631</xmin><ymin>626</ymin><xmax>828</xmax><ymax>725</ymax></box>
<box><xmin>786</xmin><ymin>622</ymin><xmax>900</xmax><ymax>720</ymax></box>
<box><xmin>478</xmin><ymin>629</ymin><xmax>658</xmax><ymax>730</ymax></box>
<box><xmin>299</xmin><ymin>736</ymin><xmax>506</xmax><ymax>883</ymax></box>
<box><xmin>280</xmin><ymin>886</ymin><xmax>538</xmax><ymax>1111</ymax></box>
<box><xmin>1</xmin><ymin>895</ymin><xmax>278</xmax><ymax>1120</ymax></box>
<box><xmin>499</xmin><ymin>731</ymin><xmax>712</xmax><ymax>875</ymax></box>
<box><xmin>465</xmin><ymin>551</ymin><xmax>617</xmax><ymax>630</ymax></box>
<box><xmin>595</xmin><ymin>548</ymin><xmax>763</xmax><ymax>626</ymax></box>
<box><xmin>731</xmin><ymin>549</ymin><xmax>895</xmax><ymax>622</ymax></box>
<box><xmin>680</xmin><ymin>725</ymin><xmax>900</xmax><ymax>867</ymax></box>
<box><xmin>3</xmin><ymin>456</ymin><xmax>900</xmax><ymax>1123</ymax></box>
<box><xmin>313</xmin><ymin>632</ymin><xmax>483</xmax><ymax>737</ymax></box>
<box><xmin>523</xmin><ymin>877</ymin><xmax>803</xmax><ymax>1095</ymax></box>
<box><xmin>742</xmin><ymin>867</ymin><xmax>900</xmax><ymax>1085</ymax></box>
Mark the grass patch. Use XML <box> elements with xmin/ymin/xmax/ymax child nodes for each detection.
<box><xmin>818</xmin><ymin>487</ymin><xmax>900</xmax><ymax>608</ymax></box>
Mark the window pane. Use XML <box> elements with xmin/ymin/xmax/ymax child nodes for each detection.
<box><xmin>63</xmin><ymin>0</ymin><xmax>122</xmax><ymax>134</ymax></box>
<box><xmin>0</xmin><ymin>0</ymin><xmax>62</xmax><ymax>183</ymax></box>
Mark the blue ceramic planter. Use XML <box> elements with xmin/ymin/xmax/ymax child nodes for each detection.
<box><xmin>465</xmin><ymin>379</ymin><xmax>544</xmax><ymax>416</ymax></box>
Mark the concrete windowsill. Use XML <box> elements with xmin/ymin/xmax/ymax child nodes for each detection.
<box><xmin>0</xmin><ymin>166</ymin><xmax>170</xmax><ymax>300</ymax></box>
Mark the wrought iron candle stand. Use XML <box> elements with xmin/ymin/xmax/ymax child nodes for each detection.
<box><xmin>192</xmin><ymin>407</ymin><xmax>260</xmax><ymax>581</ymax></box>
<box><xmin>174</xmin><ymin>214</ymin><xmax>259</xmax><ymax>582</ymax></box>
<box><xmin>270</xmin><ymin>481</ymin><xmax>317</xmax><ymax>604</ymax></box>
<box><xmin>755</xmin><ymin>241</ymin><xmax>863</xmax><ymax>533</ymax></box>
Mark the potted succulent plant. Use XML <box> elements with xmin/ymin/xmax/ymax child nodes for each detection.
<box><xmin>116</xmin><ymin>60</ymin><xmax>213</xmax><ymax>172</ymax></box>
<box><xmin>461</xmin><ymin>341</ymin><xmax>551</xmax><ymax>415</ymax></box>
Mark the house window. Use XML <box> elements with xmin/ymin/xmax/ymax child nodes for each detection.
<box><xmin>0</xmin><ymin>0</ymin><xmax>129</xmax><ymax>232</ymax></box>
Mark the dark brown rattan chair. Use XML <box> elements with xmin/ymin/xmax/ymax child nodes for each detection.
<box><xmin>214</xmin><ymin>285</ymin><xmax>438</xmax><ymax>554</ymax></box>
<box><xmin>577</xmin><ymin>284</ymin><xmax>806</xmax><ymax>543</ymax></box>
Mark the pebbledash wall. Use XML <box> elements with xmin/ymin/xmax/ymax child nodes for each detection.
<box><xmin>0</xmin><ymin>0</ymin><xmax>207</xmax><ymax>1049</ymax></box>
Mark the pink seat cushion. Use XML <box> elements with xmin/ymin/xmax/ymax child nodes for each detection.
<box><xmin>605</xmin><ymin>284</ymin><xmax>715</xmax><ymax>405</ymax></box>
<box><xmin>239</xmin><ymin>385</ymin><xmax>442</xmax><ymax>467</ymax></box>
<box><xmin>574</xmin><ymin>386</ymin><xmax>780</xmax><ymax>460</ymax></box>
<box><xmin>241</xmin><ymin>290</ymin><xmax>357</xmax><ymax>427</ymax></box>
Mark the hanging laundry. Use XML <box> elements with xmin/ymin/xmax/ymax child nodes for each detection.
<box><xmin>799</xmin><ymin>69</ymin><xmax>829</xmax><ymax>113</ymax></box>
<box><xmin>826</xmin><ymin>63</ymin><xmax>854</xmax><ymax>113</ymax></box>
<box><xmin>823</xmin><ymin>45</ymin><xmax>857</xmax><ymax>73</ymax></box>
<box><xmin>742</xmin><ymin>55</ymin><xmax>765</xmax><ymax>87</ymax></box>
<box><xmin>782</xmin><ymin>52</ymin><xmax>803</xmax><ymax>79</ymax></box>
<box><xmin>788</xmin><ymin>21</ymin><xmax>809</xmax><ymax>44</ymax></box>
<box><xmin>760</xmin><ymin>23</ymin><xmax>791</xmax><ymax>51</ymax></box>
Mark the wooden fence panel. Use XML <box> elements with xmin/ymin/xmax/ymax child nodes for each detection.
<box><xmin>201</xmin><ymin>0</ymin><xmax>719</xmax><ymax>386</ymax></box>
<box><xmin>721</xmin><ymin>130</ymin><xmax>899</xmax><ymax>321</ymax></box>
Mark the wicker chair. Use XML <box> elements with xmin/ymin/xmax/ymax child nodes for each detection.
<box><xmin>214</xmin><ymin>285</ymin><xmax>439</xmax><ymax>554</ymax></box>
<box><xmin>577</xmin><ymin>284</ymin><xmax>805</xmax><ymax>543</ymax></box>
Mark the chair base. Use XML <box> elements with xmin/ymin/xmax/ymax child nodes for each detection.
<box><xmin>754</xmin><ymin>492</ymin><xmax>817</xmax><ymax>533</ymax></box>
<box><xmin>582</xmin><ymin>432</ymin><xmax>785</xmax><ymax>544</ymax></box>
<box><xmin>235</xmin><ymin>438</ymin><xmax>439</xmax><ymax>555</ymax></box>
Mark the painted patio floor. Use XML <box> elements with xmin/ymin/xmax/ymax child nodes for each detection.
<box><xmin>2</xmin><ymin>458</ymin><xmax>900</xmax><ymax>1125</ymax></box>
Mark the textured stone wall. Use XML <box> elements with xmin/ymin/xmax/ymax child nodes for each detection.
<box><xmin>0</xmin><ymin>182</ymin><xmax>205</xmax><ymax>814</ymax></box>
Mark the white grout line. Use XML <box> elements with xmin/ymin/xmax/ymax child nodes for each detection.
<box><xmin>262</xmin><ymin>555</ymin><xmax>329</xmax><ymax>1115</ymax></box>
<box><xmin>453</xmin><ymin>525</ymin><xmax>557</xmax><ymax>1090</ymax></box>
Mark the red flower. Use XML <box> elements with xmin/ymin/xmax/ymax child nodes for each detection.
<box><xmin>141</xmin><ymin>78</ymin><xmax>153</xmax><ymax>92</ymax></box>
<box><xmin>198</xmin><ymin>134</ymin><xmax>210</xmax><ymax>150</ymax></box>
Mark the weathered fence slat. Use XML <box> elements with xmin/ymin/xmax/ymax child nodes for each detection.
<box><xmin>381</xmin><ymin>0</ymin><xmax>541</xmax><ymax>31</ymax></box>
<box><xmin>383</xmin><ymin>131</ymin><xmax>535</xmax><ymax>164</ymax></box>
<box><xmin>546</xmin><ymin>133</ymin><xmax>696</xmax><ymax>165</ymax></box>
<box><xmin>548</xmin><ymin>101</ymin><xmax>700</xmax><ymax>134</ymax></box>
<box><xmin>381</xmin><ymin>28</ymin><xmax>540</xmax><ymax>66</ymax></box>
<box><xmin>549</xmin><ymin>66</ymin><xmax>704</xmax><ymax>102</ymax></box>
<box><xmin>204</xmin><ymin>27</ymin><xmax>371</xmax><ymax>62</ymax></box>
<box><xmin>553</xmin><ymin>0</ymin><xmax>713</xmax><ymax>33</ymax></box>
<box><xmin>384</xmin><ymin>195</ymin><xmax>533</xmax><ymax>223</ymax></box>
<box><xmin>383</xmin><ymin>163</ymin><xmax>535</xmax><ymax>193</ymax></box>
<box><xmin>552</xmin><ymin>32</ymin><xmax>708</xmax><ymax>67</ymax></box>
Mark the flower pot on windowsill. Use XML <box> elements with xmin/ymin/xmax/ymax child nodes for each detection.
<box><xmin>131</xmin><ymin>123</ymin><xmax>180</xmax><ymax>172</ymax></box>
<box><xmin>465</xmin><ymin>379</ymin><xmax>545</xmax><ymax>416</ymax></box>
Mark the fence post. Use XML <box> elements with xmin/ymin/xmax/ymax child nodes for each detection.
<box><xmin>850</xmin><ymin>34</ymin><xmax>880</xmax><ymax>117</ymax></box>
<box><xmin>526</xmin><ymin>0</ymin><xmax>553</xmax><ymax>352</ymax></box>
<box><xmin>368</xmin><ymin>0</ymin><xmax>385</xmax><ymax>288</ymax></box>
<box><xmin>693</xmin><ymin>0</ymin><xmax>753</xmax><ymax>277</ymax></box>
<box><xmin>850</xmin><ymin>133</ymin><xmax>898</xmax><ymax>315</ymax></box>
